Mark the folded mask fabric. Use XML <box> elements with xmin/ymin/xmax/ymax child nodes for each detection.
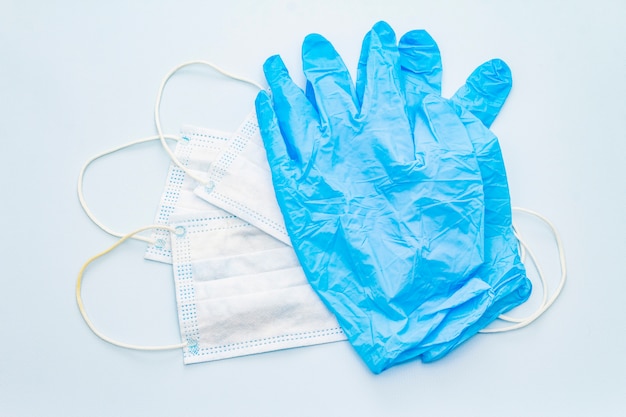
<box><xmin>168</xmin><ymin>212</ymin><xmax>345</xmax><ymax>363</ymax></box>
<box><xmin>255</xmin><ymin>21</ymin><xmax>531</xmax><ymax>373</ymax></box>
<box><xmin>146</xmin><ymin>113</ymin><xmax>291</xmax><ymax>262</ymax></box>
<box><xmin>193</xmin><ymin>112</ymin><xmax>291</xmax><ymax>244</ymax></box>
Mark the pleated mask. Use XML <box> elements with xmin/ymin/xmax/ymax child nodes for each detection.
<box><xmin>76</xmin><ymin>61</ymin><xmax>345</xmax><ymax>362</ymax></box>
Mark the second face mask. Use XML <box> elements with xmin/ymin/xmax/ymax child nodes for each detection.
<box><xmin>169</xmin><ymin>212</ymin><xmax>345</xmax><ymax>363</ymax></box>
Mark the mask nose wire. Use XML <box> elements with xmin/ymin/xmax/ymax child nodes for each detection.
<box><xmin>154</xmin><ymin>60</ymin><xmax>264</xmax><ymax>185</ymax></box>
<box><xmin>76</xmin><ymin>225</ymin><xmax>189</xmax><ymax>350</ymax></box>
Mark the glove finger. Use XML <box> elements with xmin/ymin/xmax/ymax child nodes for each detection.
<box><xmin>358</xmin><ymin>21</ymin><xmax>414</xmax><ymax>163</ymax></box>
<box><xmin>450</xmin><ymin>59</ymin><xmax>512</xmax><ymax>128</ymax></box>
<box><xmin>355</xmin><ymin>30</ymin><xmax>372</xmax><ymax>107</ymax></box>
<box><xmin>396</xmin><ymin>29</ymin><xmax>442</xmax><ymax>136</ymax></box>
<box><xmin>359</xmin><ymin>21</ymin><xmax>406</xmax><ymax>120</ymax></box>
<box><xmin>398</xmin><ymin>29</ymin><xmax>443</xmax><ymax>97</ymax></box>
<box><xmin>302</xmin><ymin>33</ymin><xmax>358</xmax><ymax>128</ymax></box>
<box><xmin>263</xmin><ymin>55</ymin><xmax>320</xmax><ymax>165</ymax></box>
<box><xmin>255</xmin><ymin>90</ymin><xmax>297</xmax><ymax>180</ymax></box>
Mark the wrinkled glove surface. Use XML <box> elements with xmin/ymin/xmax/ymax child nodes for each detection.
<box><xmin>393</xmin><ymin>29</ymin><xmax>531</xmax><ymax>361</ymax></box>
<box><xmin>256</xmin><ymin>21</ymin><xmax>498</xmax><ymax>373</ymax></box>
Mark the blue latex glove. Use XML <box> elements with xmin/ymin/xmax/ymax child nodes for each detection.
<box><xmin>256</xmin><ymin>22</ymin><xmax>495</xmax><ymax>373</ymax></box>
<box><xmin>390</xmin><ymin>30</ymin><xmax>531</xmax><ymax>361</ymax></box>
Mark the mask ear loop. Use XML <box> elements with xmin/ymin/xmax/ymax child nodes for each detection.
<box><xmin>76</xmin><ymin>225</ymin><xmax>188</xmax><ymax>350</ymax></box>
<box><xmin>79</xmin><ymin>61</ymin><xmax>264</xmax><ymax>241</ymax></box>
<box><xmin>479</xmin><ymin>207</ymin><xmax>567</xmax><ymax>333</ymax></box>
<box><xmin>154</xmin><ymin>60</ymin><xmax>264</xmax><ymax>185</ymax></box>
<box><xmin>77</xmin><ymin>135</ymin><xmax>181</xmax><ymax>243</ymax></box>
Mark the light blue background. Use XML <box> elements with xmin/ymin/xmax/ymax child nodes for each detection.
<box><xmin>1</xmin><ymin>1</ymin><xmax>625</xmax><ymax>416</ymax></box>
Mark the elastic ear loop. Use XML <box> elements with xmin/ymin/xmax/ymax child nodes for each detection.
<box><xmin>76</xmin><ymin>225</ymin><xmax>188</xmax><ymax>350</ymax></box>
<box><xmin>154</xmin><ymin>60</ymin><xmax>264</xmax><ymax>185</ymax></box>
<box><xmin>77</xmin><ymin>135</ymin><xmax>181</xmax><ymax>244</ymax></box>
<box><xmin>479</xmin><ymin>207</ymin><xmax>567</xmax><ymax>333</ymax></box>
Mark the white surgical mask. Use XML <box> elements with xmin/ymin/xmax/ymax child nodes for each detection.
<box><xmin>169</xmin><ymin>212</ymin><xmax>344</xmax><ymax>363</ymax></box>
<box><xmin>76</xmin><ymin>60</ymin><xmax>346</xmax><ymax>360</ymax></box>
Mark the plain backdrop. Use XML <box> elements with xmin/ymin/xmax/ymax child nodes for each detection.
<box><xmin>1</xmin><ymin>1</ymin><xmax>625</xmax><ymax>416</ymax></box>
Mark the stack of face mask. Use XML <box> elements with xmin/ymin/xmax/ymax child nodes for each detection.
<box><xmin>76</xmin><ymin>21</ymin><xmax>565</xmax><ymax>373</ymax></box>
